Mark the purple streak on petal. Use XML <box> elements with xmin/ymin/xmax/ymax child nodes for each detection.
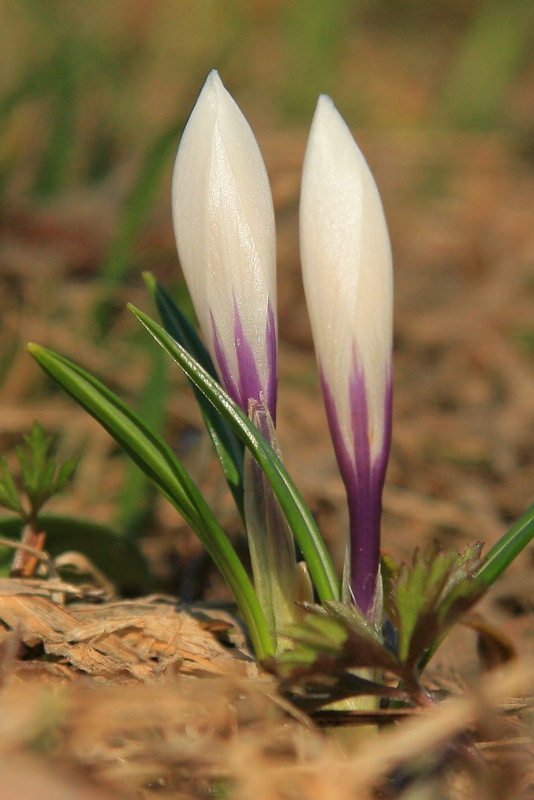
<box><xmin>233</xmin><ymin>302</ymin><xmax>264</xmax><ymax>412</ymax></box>
<box><xmin>320</xmin><ymin>356</ymin><xmax>392</xmax><ymax>616</ymax></box>
<box><xmin>210</xmin><ymin>301</ymin><xmax>278</xmax><ymax>424</ymax></box>
<box><xmin>373</xmin><ymin>368</ymin><xmax>393</xmax><ymax>504</ymax></box>
<box><xmin>347</xmin><ymin>361</ymin><xmax>380</xmax><ymax>614</ymax></box>
<box><xmin>211</xmin><ymin>311</ymin><xmax>242</xmax><ymax>408</ymax></box>
<box><xmin>264</xmin><ymin>301</ymin><xmax>278</xmax><ymax>422</ymax></box>
<box><xmin>320</xmin><ymin>368</ymin><xmax>358</xmax><ymax>511</ymax></box>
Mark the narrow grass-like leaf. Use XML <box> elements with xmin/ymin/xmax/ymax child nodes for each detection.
<box><xmin>475</xmin><ymin>502</ymin><xmax>534</xmax><ymax>588</ymax></box>
<box><xmin>143</xmin><ymin>273</ymin><xmax>245</xmax><ymax>517</ymax></box>
<box><xmin>130</xmin><ymin>306</ymin><xmax>341</xmax><ymax>603</ymax></box>
<box><xmin>28</xmin><ymin>343</ymin><xmax>274</xmax><ymax>659</ymax></box>
<box><xmin>143</xmin><ymin>273</ymin><xmax>217</xmax><ymax>379</ymax></box>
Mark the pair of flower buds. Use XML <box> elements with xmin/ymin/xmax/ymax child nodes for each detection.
<box><xmin>172</xmin><ymin>71</ymin><xmax>392</xmax><ymax>615</ymax></box>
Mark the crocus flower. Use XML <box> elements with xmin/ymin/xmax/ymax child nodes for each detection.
<box><xmin>300</xmin><ymin>96</ymin><xmax>393</xmax><ymax>616</ymax></box>
<box><xmin>172</xmin><ymin>70</ymin><xmax>277</xmax><ymax>422</ymax></box>
<box><xmin>172</xmin><ymin>72</ymin><xmax>297</xmax><ymax>645</ymax></box>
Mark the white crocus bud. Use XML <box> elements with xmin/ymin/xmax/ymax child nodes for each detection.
<box><xmin>300</xmin><ymin>95</ymin><xmax>393</xmax><ymax>615</ymax></box>
<box><xmin>172</xmin><ymin>70</ymin><xmax>277</xmax><ymax>421</ymax></box>
<box><xmin>173</xmin><ymin>72</ymin><xmax>297</xmax><ymax>647</ymax></box>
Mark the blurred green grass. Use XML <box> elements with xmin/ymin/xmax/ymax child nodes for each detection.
<box><xmin>1</xmin><ymin>0</ymin><xmax>532</xmax><ymax>200</ymax></box>
<box><xmin>1</xmin><ymin>0</ymin><xmax>532</xmax><ymax>409</ymax></box>
<box><xmin>1</xmin><ymin>0</ymin><xmax>532</xmax><ymax>433</ymax></box>
<box><xmin>2</xmin><ymin>0</ymin><xmax>531</xmax><ymax>320</ymax></box>
<box><xmin>1</xmin><ymin>0</ymin><xmax>531</xmax><ymax>281</ymax></box>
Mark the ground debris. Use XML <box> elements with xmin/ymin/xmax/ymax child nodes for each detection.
<box><xmin>0</xmin><ymin>582</ymin><xmax>248</xmax><ymax>681</ymax></box>
<box><xmin>0</xmin><ymin>653</ymin><xmax>533</xmax><ymax>799</ymax></box>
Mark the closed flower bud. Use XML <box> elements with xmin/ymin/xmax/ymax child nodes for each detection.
<box><xmin>300</xmin><ymin>95</ymin><xmax>393</xmax><ymax>615</ymax></box>
<box><xmin>172</xmin><ymin>70</ymin><xmax>277</xmax><ymax>420</ymax></box>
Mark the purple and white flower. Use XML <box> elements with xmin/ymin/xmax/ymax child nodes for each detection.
<box><xmin>172</xmin><ymin>70</ymin><xmax>277</xmax><ymax>422</ymax></box>
<box><xmin>300</xmin><ymin>95</ymin><xmax>393</xmax><ymax>615</ymax></box>
<box><xmin>172</xmin><ymin>72</ymin><xmax>299</xmax><ymax>645</ymax></box>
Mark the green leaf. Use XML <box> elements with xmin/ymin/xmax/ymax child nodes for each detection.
<box><xmin>0</xmin><ymin>456</ymin><xmax>24</xmax><ymax>515</ymax></box>
<box><xmin>475</xmin><ymin>501</ymin><xmax>534</xmax><ymax>588</ymax></box>
<box><xmin>286</xmin><ymin>608</ymin><xmax>351</xmax><ymax>664</ymax></box>
<box><xmin>16</xmin><ymin>422</ymin><xmax>52</xmax><ymax>492</ymax></box>
<box><xmin>129</xmin><ymin>305</ymin><xmax>341</xmax><ymax>604</ymax></box>
<box><xmin>322</xmin><ymin>601</ymin><xmax>400</xmax><ymax>672</ymax></box>
<box><xmin>272</xmin><ymin>602</ymin><xmax>401</xmax><ymax>704</ymax></box>
<box><xmin>54</xmin><ymin>456</ymin><xmax>79</xmax><ymax>493</ymax></box>
<box><xmin>386</xmin><ymin>541</ymin><xmax>486</xmax><ymax>670</ymax></box>
<box><xmin>272</xmin><ymin>607</ymin><xmax>350</xmax><ymax>679</ymax></box>
<box><xmin>392</xmin><ymin>543</ymin><xmax>452</xmax><ymax>664</ymax></box>
<box><xmin>142</xmin><ymin>274</ymin><xmax>216</xmax><ymax>379</ymax></box>
<box><xmin>28</xmin><ymin>343</ymin><xmax>274</xmax><ymax>659</ymax></box>
<box><xmin>143</xmin><ymin>273</ymin><xmax>245</xmax><ymax>517</ymax></box>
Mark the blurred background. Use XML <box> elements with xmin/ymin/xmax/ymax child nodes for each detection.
<box><xmin>0</xmin><ymin>1</ymin><xmax>533</xmax><ymax>615</ymax></box>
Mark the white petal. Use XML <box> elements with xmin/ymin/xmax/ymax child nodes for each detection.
<box><xmin>300</xmin><ymin>95</ymin><xmax>393</xmax><ymax>459</ymax></box>
<box><xmin>172</xmin><ymin>70</ymin><xmax>276</xmax><ymax>404</ymax></box>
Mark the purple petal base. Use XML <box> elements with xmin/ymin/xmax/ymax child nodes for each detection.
<box><xmin>211</xmin><ymin>300</ymin><xmax>277</xmax><ymax>422</ymax></box>
<box><xmin>320</xmin><ymin>356</ymin><xmax>392</xmax><ymax>615</ymax></box>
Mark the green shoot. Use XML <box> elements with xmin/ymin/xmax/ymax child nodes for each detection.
<box><xmin>0</xmin><ymin>421</ymin><xmax>78</xmax><ymax>527</ymax></box>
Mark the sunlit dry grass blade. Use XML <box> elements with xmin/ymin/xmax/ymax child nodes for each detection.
<box><xmin>0</xmin><ymin>575</ymin><xmax>83</xmax><ymax>599</ymax></box>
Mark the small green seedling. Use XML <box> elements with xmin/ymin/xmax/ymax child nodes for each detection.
<box><xmin>0</xmin><ymin>422</ymin><xmax>152</xmax><ymax>591</ymax></box>
<box><xmin>0</xmin><ymin>422</ymin><xmax>78</xmax><ymax>576</ymax></box>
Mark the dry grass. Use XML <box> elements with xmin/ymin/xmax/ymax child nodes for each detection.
<box><xmin>1</xmin><ymin>595</ymin><xmax>534</xmax><ymax>799</ymax></box>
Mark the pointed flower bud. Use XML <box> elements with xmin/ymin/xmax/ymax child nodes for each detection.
<box><xmin>172</xmin><ymin>70</ymin><xmax>277</xmax><ymax>421</ymax></box>
<box><xmin>300</xmin><ymin>96</ymin><xmax>393</xmax><ymax>615</ymax></box>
